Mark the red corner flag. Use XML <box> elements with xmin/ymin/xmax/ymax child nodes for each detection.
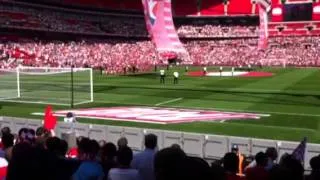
<box><xmin>43</xmin><ymin>105</ymin><xmax>57</xmax><ymax>130</ymax></box>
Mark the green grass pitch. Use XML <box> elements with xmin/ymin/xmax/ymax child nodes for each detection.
<box><xmin>1</xmin><ymin>66</ymin><xmax>320</xmax><ymax>143</ymax></box>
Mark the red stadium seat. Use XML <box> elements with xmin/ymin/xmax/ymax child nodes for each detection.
<box><xmin>227</xmin><ymin>0</ymin><xmax>252</xmax><ymax>15</ymax></box>
<box><xmin>120</xmin><ymin>0</ymin><xmax>143</xmax><ymax>11</ymax></box>
<box><xmin>271</xmin><ymin>0</ymin><xmax>280</xmax><ymax>5</ymax></box>
<box><xmin>268</xmin><ymin>30</ymin><xmax>279</xmax><ymax>36</ymax></box>
<box><xmin>99</xmin><ymin>0</ymin><xmax>120</xmax><ymax>9</ymax></box>
<box><xmin>1</xmin><ymin>12</ymin><xmax>28</xmax><ymax>20</ymax></box>
<box><xmin>286</xmin><ymin>23</ymin><xmax>306</xmax><ymax>29</ymax></box>
<box><xmin>200</xmin><ymin>0</ymin><xmax>224</xmax><ymax>16</ymax></box>
<box><xmin>63</xmin><ymin>0</ymin><xmax>99</xmax><ymax>6</ymax></box>
<box><xmin>295</xmin><ymin>29</ymin><xmax>309</xmax><ymax>36</ymax></box>
<box><xmin>310</xmin><ymin>29</ymin><xmax>320</xmax><ymax>35</ymax></box>
<box><xmin>173</xmin><ymin>0</ymin><xmax>198</xmax><ymax>16</ymax></box>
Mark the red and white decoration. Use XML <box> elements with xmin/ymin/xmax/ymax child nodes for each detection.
<box><xmin>0</xmin><ymin>158</ymin><xmax>7</xmax><ymax>180</ymax></box>
<box><xmin>51</xmin><ymin>107</ymin><xmax>269</xmax><ymax>124</ymax></box>
<box><xmin>188</xmin><ymin>71</ymin><xmax>274</xmax><ymax>77</ymax></box>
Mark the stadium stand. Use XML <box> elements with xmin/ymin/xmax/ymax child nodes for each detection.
<box><xmin>31</xmin><ymin>0</ymin><xmax>141</xmax><ymax>11</ymax></box>
<box><xmin>1</xmin><ymin>35</ymin><xmax>320</xmax><ymax>72</ymax></box>
<box><xmin>200</xmin><ymin>0</ymin><xmax>225</xmax><ymax>16</ymax></box>
<box><xmin>173</xmin><ymin>0</ymin><xmax>198</xmax><ymax>16</ymax></box>
<box><xmin>1</xmin><ymin>1</ymin><xmax>320</xmax><ymax>180</ymax></box>
<box><xmin>1</xmin><ymin>2</ymin><xmax>148</xmax><ymax>37</ymax></box>
<box><xmin>227</xmin><ymin>0</ymin><xmax>253</xmax><ymax>15</ymax></box>
<box><xmin>11</xmin><ymin>0</ymin><xmax>263</xmax><ymax>16</ymax></box>
<box><xmin>1</xmin><ymin>0</ymin><xmax>319</xmax><ymax>71</ymax></box>
<box><xmin>63</xmin><ymin>0</ymin><xmax>100</xmax><ymax>6</ymax></box>
<box><xmin>177</xmin><ymin>25</ymin><xmax>258</xmax><ymax>37</ymax></box>
<box><xmin>120</xmin><ymin>0</ymin><xmax>143</xmax><ymax>11</ymax></box>
<box><xmin>268</xmin><ymin>22</ymin><xmax>320</xmax><ymax>37</ymax></box>
<box><xmin>185</xmin><ymin>37</ymin><xmax>320</xmax><ymax>67</ymax></box>
<box><xmin>0</xmin><ymin>116</ymin><xmax>319</xmax><ymax>180</ymax></box>
<box><xmin>0</xmin><ymin>39</ymin><xmax>159</xmax><ymax>74</ymax></box>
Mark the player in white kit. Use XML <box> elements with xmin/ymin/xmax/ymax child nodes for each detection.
<box><xmin>160</xmin><ymin>69</ymin><xmax>165</xmax><ymax>84</ymax></box>
<box><xmin>173</xmin><ymin>71</ymin><xmax>179</xmax><ymax>84</ymax></box>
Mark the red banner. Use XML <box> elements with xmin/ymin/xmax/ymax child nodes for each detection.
<box><xmin>142</xmin><ymin>0</ymin><xmax>187</xmax><ymax>53</ymax></box>
<box><xmin>258</xmin><ymin>5</ymin><xmax>269</xmax><ymax>50</ymax></box>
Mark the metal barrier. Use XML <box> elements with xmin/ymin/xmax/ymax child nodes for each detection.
<box><xmin>0</xmin><ymin>116</ymin><xmax>319</xmax><ymax>170</ymax></box>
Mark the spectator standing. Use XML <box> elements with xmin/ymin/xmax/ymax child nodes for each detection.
<box><xmin>117</xmin><ymin>137</ymin><xmax>128</xmax><ymax>150</ymax></box>
<box><xmin>73</xmin><ymin>138</ymin><xmax>104</xmax><ymax>180</ymax></box>
<box><xmin>108</xmin><ymin>146</ymin><xmax>141</xmax><ymax>180</ymax></box>
<box><xmin>101</xmin><ymin>143</ymin><xmax>118</xmax><ymax>179</ymax></box>
<box><xmin>245</xmin><ymin>152</ymin><xmax>269</xmax><ymax>180</ymax></box>
<box><xmin>35</xmin><ymin>127</ymin><xmax>51</xmax><ymax>149</ymax></box>
<box><xmin>131</xmin><ymin>134</ymin><xmax>157</xmax><ymax>180</ymax></box>
<box><xmin>245</xmin><ymin>147</ymin><xmax>278</xmax><ymax>171</ymax></box>
<box><xmin>223</xmin><ymin>152</ymin><xmax>245</xmax><ymax>180</ymax></box>
<box><xmin>306</xmin><ymin>155</ymin><xmax>320</xmax><ymax>180</ymax></box>
<box><xmin>0</xmin><ymin>127</ymin><xmax>11</xmax><ymax>150</ymax></box>
<box><xmin>231</xmin><ymin>145</ymin><xmax>244</xmax><ymax>176</ymax></box>
<box><xmin>154</xmin><ymin>147</ymin><xmax>187</xmax><ymax>180</ymax></box>
<box><xmin>1</xmin><ymin>134</ymin><xmax>14</xmax><ymax>161</ymax></box>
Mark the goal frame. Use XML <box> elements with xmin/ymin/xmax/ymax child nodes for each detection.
<box><xmin>1</xmin><ymin>66</ymin><xmax>94</xmax><ymax>107</ymax></box>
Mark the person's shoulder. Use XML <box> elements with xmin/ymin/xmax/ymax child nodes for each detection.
<box><xmin>108</xmin><ymin>168</ymin><xmax>117</xmax><ymax>173</ymax></box>
<box><xmin>133</xmin><ymin>151</ymin><xmax>143</xmax><ymax>158</ymax></box>
<box><xmin>109</xmin><ymin>168</ymin><xmax>138</xmax><ymax>175</ymax></box>
<box><xmin>81</xmin><ymin>161</ymin><xmax>102</xmax><ymax>169</ymax></box>
<box><xmin>128</xmin><ymin>169</ymin><xmax>140</xmax><ymax>177</ymax></box>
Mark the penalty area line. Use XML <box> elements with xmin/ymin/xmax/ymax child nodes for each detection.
<box><xmin>155</xmin><ymin>98</ymin><xmax>183</xmax><ymax>106</ymax></box>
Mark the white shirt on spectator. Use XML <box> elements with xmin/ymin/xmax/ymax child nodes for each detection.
<box><xmin>160</xmin><ymin>70</ymin><xmax>165</xmax><ymax>76</ymax></box>
<box><xmin>108</xmin><ymin>168</ymin><xmax>141</xmax><ymax>180</ymax></box>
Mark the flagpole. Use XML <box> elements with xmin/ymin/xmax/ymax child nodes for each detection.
<box><xmin>71</xmin><ymin>65</ymin><xmax>74</xmax><ymax>108</ymax></box>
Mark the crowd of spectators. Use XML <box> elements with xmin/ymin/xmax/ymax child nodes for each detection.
<box><xmin>185</xmin><ymin>36</ymin><xmax>320</xmax><ymax>67</ymax></box>
<box><xmin>1</xmin><ymin>2</ymin><xmax>260</xmax><ymax>39</ymax></box>
<box><xmin>1</xmin><ymin>1</ymin><xmax>320</xmax><ymax>72</ymax></box>
<box><xmin>1</xmin><ymin>2</ymin><xmax>148</xmax><ymax>37</ymax></box>
<box><xmin>0</xmin><ymin>39</ymin><xmax>159</xmax><ymax>74</ymax></box>
<box><xmin>2</xmin><ymin>1</ymin><xmax>260</xmax><ymax>39</ymax></box>
<box><xmin>177</xmin><ymin>25</ymin><xmax>259</xmax><ymax>38</ymax></box>
<box><xmin>1</xmin><ymin>36</ymin><xmax>320</xmax><ymax>74</ymax></box>
<box><xmin>0</xmin><ymin>126</ymin><xmax>319</xmax><ymax>180</ymax></box>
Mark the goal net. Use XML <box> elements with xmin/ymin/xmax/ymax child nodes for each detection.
<box><xmin>0</xmin><ymin>66</ymin><xmax>93</xmax><ymax>106</ymax></box>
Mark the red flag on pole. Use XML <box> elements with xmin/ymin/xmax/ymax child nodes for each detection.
<box><xmin>43</xmin><ymin>105</ymin><xmax>57</xmax><ymax>130</ymax></box>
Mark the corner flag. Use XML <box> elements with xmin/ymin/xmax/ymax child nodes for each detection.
<box><xmin>43</xmin><ymin>105</ymin><xmax>57</xmax><ymax>130</ymax></box>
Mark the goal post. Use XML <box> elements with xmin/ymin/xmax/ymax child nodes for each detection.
<box><xmin>0</xmin><ymin>66</ymin><xmax>94</xmax><ymax>106</ymax></box>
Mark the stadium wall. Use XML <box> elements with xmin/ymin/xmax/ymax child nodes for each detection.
<box><xmin>0</xmin><ymin>116</ymin><xmax>319</xmax><ymax>170</ymax></box>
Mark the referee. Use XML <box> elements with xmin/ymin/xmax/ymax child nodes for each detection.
<box><xmin>160</xmin><ymin>69</ymin><xmax>165</xmax><ymax>84</ymax></box>
<box><xmin>173</xmin><ymin>71</ymin><xmax>179</xmax><ymax>84</ymax></box>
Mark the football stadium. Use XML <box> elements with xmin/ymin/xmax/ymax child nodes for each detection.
<box><xmin>0</xmin><ymin>0</ymin><xmax>320</xmax><ymax>179</ymax></box>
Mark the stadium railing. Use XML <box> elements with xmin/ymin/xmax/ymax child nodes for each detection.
<box><xmin>0</xmin><ymin>116</ymin><xmax>319</xmax><ymax>170</ymax></box>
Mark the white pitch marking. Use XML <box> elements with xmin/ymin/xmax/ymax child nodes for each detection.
<box><xmin>7</xmin><ymin>95</ymin><xmax>320</xmax><ymax>118</ymax></box>
<box><xmin>206</xmin><ymin>71</ymin><xmax>248</xmax><ymax>77</ymax></box>
<box><xmin>28</xmin><ymin>98</ymin><xmax>320</xmax><ymax>118</ymax></box>
<box><xmin>155</xmin><ymin>98</ymin><xmax>183</xmax><ymax>106</ymax></box>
